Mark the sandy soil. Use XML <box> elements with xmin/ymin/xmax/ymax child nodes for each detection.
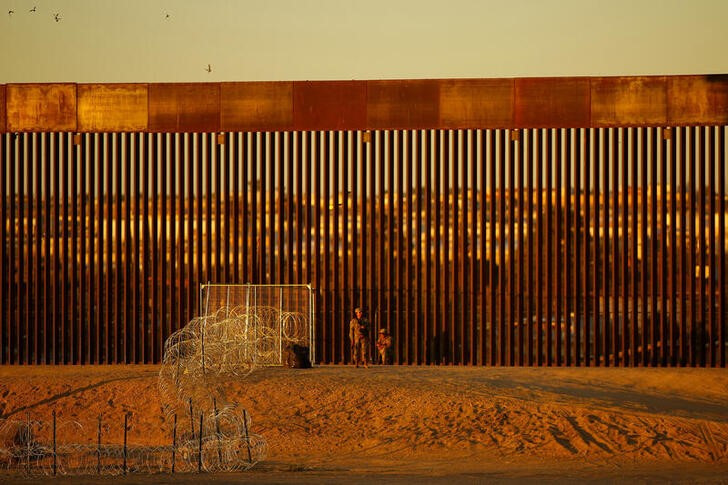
<box><xmin>1</xmin><ymin>364</ymin><xmax>728</xmax><ymax>483</ymax></box>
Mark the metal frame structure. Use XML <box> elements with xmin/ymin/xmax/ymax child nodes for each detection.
<box><xmin>1</xmin><ymin>75</ymin><xmax>727</xmax><ymax>366</ymax></box>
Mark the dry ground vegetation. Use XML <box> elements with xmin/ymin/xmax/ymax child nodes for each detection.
<box><xmin>1</xmin><ymin>364</ymin><xmax>727</xmax><ymax>483</ymax></box>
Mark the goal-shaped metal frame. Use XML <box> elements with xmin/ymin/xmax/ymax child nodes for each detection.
<box><xmin>198</xmin><ymin>283</ymin><xmax>316</xmax><ymax>365</ymax></box>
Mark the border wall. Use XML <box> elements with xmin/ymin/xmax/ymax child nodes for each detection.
<box><xmin>1</xmin><ymin>75</ymin><xmax>726</xmax><ymax>366</ymax></box>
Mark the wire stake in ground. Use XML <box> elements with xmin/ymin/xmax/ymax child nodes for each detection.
<box><xmin>123</xmin><ymin>413</ymin><xmax>128</xmax><ymax>475</ymax></box>
<box><xmin>96</xmin><ymin>415</ymin><xmax>102</xmax><ymax>475</ymax></box>
<box><xmin>171</xmin><ymin>413</ymin><xmax>177</xmax><ymax>473</ymax></box>
<box><xmin>198</xmin><ymin>413</ymin><xmax>203</xmax><ymax>473</ymax></box>
<box><xmin>52</xmin><ymin>410</ymin><xmax>57</xmax><ymax>476</ymax></box>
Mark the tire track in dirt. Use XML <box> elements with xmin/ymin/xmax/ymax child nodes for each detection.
<box><xmin>2</xmin><ymin>365</ymin><xmax>727</xmax><ymax>471</ymax></box>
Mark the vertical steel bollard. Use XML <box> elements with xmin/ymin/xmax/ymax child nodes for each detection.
<box><xmin>172</xmin><ymin>414</ymin><xmax>177</xmax><ymax>473</ymax></box>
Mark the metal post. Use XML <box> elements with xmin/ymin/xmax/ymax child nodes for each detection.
<box><xmin>172</xmin><ymin>413</ymin><xmax>177</xmax><ymax>473</ymax></box>
<box><xmin>123</xmin><ymin>413</ymin><xmax>128</xmax><ymax>475</ymax></box>
<box><xmin>242</xmin><ymin>409</ymin><xmax>253</xmax><ymax>463</ymax></box>
<box><xmin>189</xmin><ymin>398</ymin><xmax>195</xmax><ymax>440</ymax></box>
<box><xmin>213</xmin><ymin>398</ymin><xmax>222</xmax><ymax>464</ymax></box>
<box><xmin>97</xmin><ymin>415</ymin><xmax>101</xmax><ymax>475</ymax></box>
<box><xmin>25</xmin><ymin>412</ymin><xmax>30</xmax><ymax>476</ymax></box>
<box><xmin>52</xmin><ymin>410</ymin><xmax>57</xmax><ymax>476</ymax></box>
<box><xmin>198</xmin><ymin>413</ymin><xmax>203</xmax><ymax>473</ymax></box>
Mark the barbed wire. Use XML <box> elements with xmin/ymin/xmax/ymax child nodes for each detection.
<box><xmin>0</xmin><ymin>409</ymin><xmax>266</xmax><ymax>476</ymax></box>
<box><xmin>158</xmin><ymin>305</ymin><xmax>310</xmax><ymax>415</ymax></box>
<box><xmin>1</xmin><ymin>300</ymin><xmax>311</xmax><ymax>476</ymax></box>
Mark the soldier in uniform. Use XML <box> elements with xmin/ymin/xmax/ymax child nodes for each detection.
<box><xmin>376</xmin><ymin>327</ymin><xmax>393</xmax><ymax>365</ymax></box>
<box><xmin>349</xmin><ymin>307</ymin><xmax>370</xmax><ymax>368</ymax></box>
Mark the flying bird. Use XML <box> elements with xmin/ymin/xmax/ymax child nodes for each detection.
<box><xmin>8</xmin><ymin>9</ymin><xmax>14</xmax><ymax>15</ymax></box>
<box><xmin>205</xmin><ymin>64</ymin><xmax>212</xmax><ymax>73</ymax></box>
<box><xmin>29</xmin><ymin>6</ymin><xmax>36</xmax><ymax>12</ymax></box>
<box><xmin>53</xmin><ymin>12</ymin><xmax>61</xmax><ymax>22</ymax></box>
<box><xmin>165</xmin><ymin>12</ymin><xmax>170</xmax><ymax>19</ymax></box>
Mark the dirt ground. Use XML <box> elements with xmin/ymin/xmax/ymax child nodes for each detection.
<box><xmin>1</xmin><ymin>364</ymin><xmax>727</xmax><ymax>483</ymax></box>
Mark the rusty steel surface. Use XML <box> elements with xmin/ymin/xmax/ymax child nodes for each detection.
<box><xmin>0</xmin><ymin>85</ymin><xmax>5</xmax><ymax>132</ymax></box>
<box><xmin>220</xmin><ymin>82</ymin><xmax>292</xmax><ymax>132</ymax></box>
<box><xmin>6</xmin><ymin>84</ymin><xmax>77</xmax><ymax>132</ymax></box>
<box><xmin>668</xmin><ymin>75</ymin><xmax>728</xmax><ymax>125</ymax></box>
<box><xmin>1</xmin><ymin>76</ymin><xmax>728</xmax><ymax>131</ymax></box>
<box><xmin>149</xmin><ymin>83</ymin><xmax>220</xmax><ymax>132</ymax></box>
<box><xmin>367</xmin><ymin>80</ymin><xmax>440</xmax><ymax>130</ymax></box>
<box><xmin>591</xmin><ymin>77</ymin><xmax>668</xmax><ymax>127</ymax></box>
<box><xmin>440</xmin><ymin>79</ymin><xmax>514</xmax><ymax>129</ymax></box>
<box><xmin>515</xmin><ymin>78</ymin><xmax>590</xmax><ymax>128</ymax></box>
<box><xmin>77</xmin><ymin>84</ymin><xmax>148</xmax><ymax>132</ymax></box>
<box><xmin>293</xmin><ymin>81</ymin><xmax>366</xmax><ymax>131</ymax></box>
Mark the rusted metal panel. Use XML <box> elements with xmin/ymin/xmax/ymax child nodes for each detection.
<box><xmin>4</xmin><ymin>76</ymin><xmax>728</xmax><ymax>134</ymax></box>
<box><xmin>148</xmin><ymin>83</ymin><xmax>220</xmax><ymax>132</ymax></box>
<box><xmin>77</xmin><ymin>84</ymin><xmax>147</xmax><ymax>132</ymax></box>
<box><xmin>6</xmin><ymin>84</ymin><xmax>77</xmax><ymax>132</ymax></box>
<box><xmin>591</xmin><ymin>77</ymin><xmax>667</xmax><ymax>127</ymax></box>
<box><xmin>440</xmin><ymin>79</ymin><xmax>514</xmax><ymax>129</ymax></box>
<box><xmin>668</xmin><ymin>75</ymin><xmax>728</xmax><ymax>125</ymax></box>
<box><xmin>221</xmin><ymin>82</ymin><xmax>292</xmax><ymax>132</ymax></box>
<box><xmin>0</xmin><ymin>85</ymin><xmax>6</xmax><ymax>132</ymax></box>
<box><xmin>515</xmin><ymin>78</ymin><xmax>590</xmax><ymax>128</ymax></box>
<box><xmin>367</xmin><ymin>80</ymin><xmax>439</xmax><ymax>130</ymax></box>
<box><xmin>293</xmin><ymin>81</ymin><xmax>366</xmax><ymax>131</ymax></box>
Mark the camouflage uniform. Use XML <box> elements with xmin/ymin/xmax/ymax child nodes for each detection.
<box><xmin>349</xmin><ymin>308</ymin><xmax>370</xmax><ymax>368</ymax></box>
<box><xmin>376</xmin><ymin>329</ymin><xmax>393</xmax><ymax>364</ymax></box>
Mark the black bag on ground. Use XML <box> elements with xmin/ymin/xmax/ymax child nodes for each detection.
<box><xmin>284</xmin><ymin>344</ymin><xmax>312</xmax><ymax>369</ymax></box>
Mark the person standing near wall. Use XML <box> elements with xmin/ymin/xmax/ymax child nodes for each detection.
<box><xmin>376</xmin><ymin>328</ymin><xmax>393</xmax><ymax>364</ymax></box>
<box><xmin>349</xmin><ymin>307</ymin><xmax>370</xmax><ymax>368</ymax></box>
